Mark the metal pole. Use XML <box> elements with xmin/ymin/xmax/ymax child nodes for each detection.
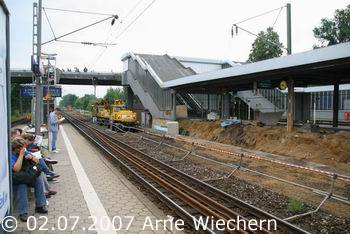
<box><xmin>313</xmin><ymin>101</ymin><xmax>316</xmax><ymax>124</ymax></box>
<box><xmin>333</xmin><ymin>82</ymin><xmax>339</xmax><ymax>127</ymax></box>
<box><xmin>47</xmin><ymin>59</ymin><xmax>51</xmax><ymax>150</ymax></box>
<box><xmin>287</xmin><ymin>78</ymin><xmax>295</xmax><ymax>132</ymax></box>
<box><xmin>31</xmin><ymin>3</ymin><xmax>37</xmax><ymax>126</ymax></box>
<box><xmin>35</xmin><ymin>0</ymin><xmax>42</xmax><ymax>135</ymax></box>
<box><xmin>248</xmin><ymin>101</ymin><xmax>251</xmax><ymax>120</ymax></box>
<box><xmin>286</xmin><ymin>3</ymin><xmax>292</xmax><ymax>55</ymax></box>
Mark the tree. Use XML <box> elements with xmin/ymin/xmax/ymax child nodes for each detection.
<box><xmin>59</xmin><ymin>94</ymin><xmax>78</xmax><ymax>108</ymax></box>
<box><xmin>248</xmin><ymin>27</ymin><xmax>283</xmax><ymax>62</ymax></box>
<box><xmin>313</xmin><ymin>5</ymin><xmax>350</xmax><ymax>47</ymax></box>
<box><xmin>103</xmin><ymin>87</ymin><xmax>125</xmax><ymax>104</ymax></box>
<box><xmin>74</xmin><ymin>94</ymin><xmax>97</xmax><ymax>110</ymax></box>
<box><xmin>11</xmin><ymin>83</ymin><xmax>31</xmax><ymax>120</ymax></box>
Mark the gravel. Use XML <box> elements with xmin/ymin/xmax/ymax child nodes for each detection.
<box><xmin>91</xmin><ymin>121</ymin><xmax>350</xmax><ymax>234</ymax></box>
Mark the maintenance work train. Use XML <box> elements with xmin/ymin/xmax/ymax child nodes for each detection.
<box><xmin>91</xmin><ymin>99</ymin><xmax>138</xmax><ymax>129</ymax></box>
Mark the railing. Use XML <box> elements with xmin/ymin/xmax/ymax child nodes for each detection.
<box><xmin>257</xmin><ymin>89</ymin><xmax>287</xmax><ymax>111</ymax></box>
<box><xmin>127</xmin><ymin>59</ymin><xmax>172</xmax><ymax>111</ymax></box>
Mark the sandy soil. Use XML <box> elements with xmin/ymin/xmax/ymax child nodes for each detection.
<box><xmin>179</xmin><ymin>119</ymin><xmax>350</xmax><ymax>170</ymax></box>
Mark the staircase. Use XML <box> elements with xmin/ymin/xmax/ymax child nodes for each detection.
<box><xmin>123</xmin><ymin>52</ymin><xmax>207</xmax><ymax>119</ymax></box>
<box><xmin>236</xmin><ymin>90</ymin><xmax>284</xmax><ymax>124</ymax></box>
<box><xmin>177</xmin><ymin>93</ymin><xmax>205</xmax><ymax>117</ymax></box>
<box><xmin>125</xmin><ymin>72</ymin><xmax>166</xmax><ymax>119</ymax></box>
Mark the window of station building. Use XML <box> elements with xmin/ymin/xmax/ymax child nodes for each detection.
<box><xmin>319</xmin><ymin>92</ymin><xmax>324</xmax><ymax>110</ymax></box>
<box><xmin>340</xmin><ymin>90</ymin><xmax>350</xmax><ymax>110</ymax></box>
<box><xmin>327</xmin><ymin>91</ymin><xmax>333</xmax><ymax>110</ymax></box>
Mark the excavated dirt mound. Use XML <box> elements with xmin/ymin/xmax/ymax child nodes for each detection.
<box><xmin>179</xmin><ymin>120</ymin><xmax>350</xmax><ymax>168</ymax></box>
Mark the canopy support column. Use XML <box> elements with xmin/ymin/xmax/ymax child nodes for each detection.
<box><xmin>171</xmin><ymin>89</ymin><xmax>176</xmax><ymax>121</ymax></box>
<box><xmin>223</xmin><ymin>93</ymin><xmax>230</xmax><ymax>119</ymax></box>
<box><xmin>332</xmin><ymin>82</ymin><xmax>339</xmax><ymax>127</ymax></box>
<box><xmin>287</xmin><ymin>78</ymin><xmax>295</xmax><ymax>132</ymax></box>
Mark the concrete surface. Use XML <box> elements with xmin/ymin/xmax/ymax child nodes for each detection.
<box><xmin>13</xmin><ymin>123</ymin><xmax>182</xmax><ymax>234</ymax></box>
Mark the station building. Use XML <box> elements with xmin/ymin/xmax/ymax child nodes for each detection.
<box><xmin>121</xmin><ymin>43</ymin><xmax>350</xmax><ymax>131</ymax></box>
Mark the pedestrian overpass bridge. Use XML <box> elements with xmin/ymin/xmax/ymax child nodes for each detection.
<box><xmin>11</xmin><ymin>69</ymin><xmax>121</xmax><ymax>86</ymax></box>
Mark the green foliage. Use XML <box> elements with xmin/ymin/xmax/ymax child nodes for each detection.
<box><xmin>59</xmin><ymin>94</ymin><xmax>78</xmax><ymax>108</ymax></box>
<box><xmin>313</xmin><ymin>5</ymin><xmax>350</xmax><ymax>47</ymax></box>
<box><xmin>287</xmin><ymin>198</ymin><xmax>304</xmax><ymax>214</ymax></box>
<box><xmin>103</xmin><ymin>87</ymin><xmax>125</xmax><ymax>104</ymax></box>
<box><xmin>59</xmin><ymin>87</ymin><xmax>124</xmax><ymax>111</ymax></box>
<box><xmin>10</xmin><ymin>83</ymin><xmax>31</xmax><ymax>121</ymax></box>
<box><xmin>59</xmin><ymin>93</ymin><xmax>97</xmax><ymax>111</ymax></box>
<box><xmin>248</xmin><ymin>27</ymin><xmax>283</xmax><ymax>62</ymax></box>
<box><xmin>74</xmin><ymin>94</ymin><xmax>97</xmax><ymax>110</ymax></box>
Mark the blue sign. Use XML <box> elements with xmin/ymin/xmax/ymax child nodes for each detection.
<box><xmin>20</xmin><ymin>86</ymin><xmax>62</xmax><ymax>97</ymax></box>
<box><xmin>20</xmin><ymin>86</ymin><xmax>35</xmax><ymax>97</ymax></box>
<box><xmin>43</xmin><ymin>86</ymin><xmax>62</xmax><ymax>97</ymax></box>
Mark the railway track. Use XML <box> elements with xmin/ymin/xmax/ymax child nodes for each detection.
<box><xmin>64</xmin><ymin>112</ymin><xmax>307</xmax><ymax>234</ymax></box>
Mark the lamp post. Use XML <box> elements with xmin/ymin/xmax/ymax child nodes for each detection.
<box><xmin>92</xmin><ymin>76</ymin><xmax>98</xmax><ymax>98</ymax></box>
<box><xmin>42</xmin><ymin>53</ymin><xmax>57</xmax><ymax>151</ymax></box>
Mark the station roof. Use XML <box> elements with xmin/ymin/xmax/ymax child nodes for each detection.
<box><xmin>123</xmin><ymin>53</ymin><xmax>196</xmax><ymax>82</ymax></box>
<box><xmin>162</xmin><ymin>42</ymin><xmax>350</xmax><ymax>93</ymax></box>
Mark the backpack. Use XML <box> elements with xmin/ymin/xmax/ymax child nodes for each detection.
<box><xmin>12</xmin><ymin>159</ymin><xmax>41</xmax><ymax>187</ymax></box>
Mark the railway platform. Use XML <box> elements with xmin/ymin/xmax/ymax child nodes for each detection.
<box><xmin>14</xmin><ymin>123</ymin><xmax>177</xmax><ymax>234</ymax></box>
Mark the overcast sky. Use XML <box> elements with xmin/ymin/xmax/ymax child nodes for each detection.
<box><xmin>6</xmin><ymin>0</ymin><xmax>349</xmax><ymax>97</ymax></box>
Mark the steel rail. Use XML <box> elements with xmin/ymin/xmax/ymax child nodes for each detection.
<box><xmin>110</xmin><ymin>123</ymin><xmax>350</xmax><ymax>204</ymax></box>
<box><xmin>68</xmin><ymin>115</ymin><xmax>250</xmax><ymax>233</ymax></box>
<box><xmin>64</xmin><ymin>112</ymin><xmax>307</xmax><ymax>234</ymax></box>
<box><xmin>87</xmin><ymin>129</ymin><xmax>255</xmax><ymax>233</ymax></box>
<box><xmin>123</xmin><ymin>124</ymin><xmax>350</xmax><ymax>182</ymax></box>
<box><xmin>64</xmin><ymin>114</ymin><xmax>215</xmax><ymax>233</ymax></box>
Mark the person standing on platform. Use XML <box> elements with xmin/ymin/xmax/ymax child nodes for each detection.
<box><xmin>49</xmin><ymin>107</ymin><xmax>59</xmax><ymax>153</ymax></box>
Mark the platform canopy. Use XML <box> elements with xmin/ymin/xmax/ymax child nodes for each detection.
<box><xmin>162</xmin><ymin>42</ymin><xmax>350</xmax><ymax>93</ymax></box>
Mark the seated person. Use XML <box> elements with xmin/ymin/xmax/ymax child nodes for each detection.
<box><xmin>11</xmin><ymin>138</ymin><xmax>48</xmax><ymax>222</ymax></box>
<box><xmin>22</xmin><ymin>134</ymin><xmax>60</xmax><ymax>179</ymax></box>
<box><xmin>11</xmin><ymin>128</ymin><xmax>22</xmax><ymax>139</ymax></box>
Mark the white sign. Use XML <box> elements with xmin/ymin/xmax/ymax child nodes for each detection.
<box><xmin>0</xmin><ymin>6</ymin><xmax>10</xmax><ymax>220</ymax></box>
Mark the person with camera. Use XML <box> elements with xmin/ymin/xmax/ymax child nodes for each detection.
<box><xmin>11</xmin><ymin>138</ymin><xmax>48</xmax><ymax>222</ymax></box>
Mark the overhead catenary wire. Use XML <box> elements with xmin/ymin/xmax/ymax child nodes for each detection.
<box><xmin>87</xmin><ymin>0</ymin><xmax>145</xmax><ymax>68</ymax></box>
<box><xmin>41</xmin><ymin>1</ymin><xmax>156</xmax><ymax>69</ymax></box>
<box><xmin>42</xmin><ymin>14</ymin><xmax>118</xmax><ymax>45</ymax></box>
<box><xmin>55</xmin><ymin>39</ymin><xmax>117</xmax><ymax>47</ymax></box>
<box><xmin>272</xmin><ymin>6</ymin><xmax>284</xmax><ymax>29</ymax></box>
<box><xmin>234</xmin><ymin>24</ymin><xmax>288</xmax><ymax>52</ymax></box>
<box><xmin>42</xmin><ymin>7</ymin><xmax>115</xmax><ymax>17</ymax></box>
<box><xmin>90</xmin><ymin>0</ymin><xmax>157</xmax><ymax>66</ymax></box>
<box><xmin>231</xmin><ymin>4</ymin><xmax>288</xmax><ymax>54</ymax></box>
<box><xmin>122</xmin><ymin>0</ymin><xmax>145</xmax><ymax>23</ymax></box>
<box><xmin>232</xmin><ymin>5</ymin><xmax>286</xmax><ymax>25</ymax></box>
<box><xmin>43</xmin><ymin>7</ymin><xmax>56</xmax><ymax>39</ymax></box>
<box><xmin>113</xmin><ymin>0</ymin><xmax>156</xmax><ymax>41</ymax></box>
